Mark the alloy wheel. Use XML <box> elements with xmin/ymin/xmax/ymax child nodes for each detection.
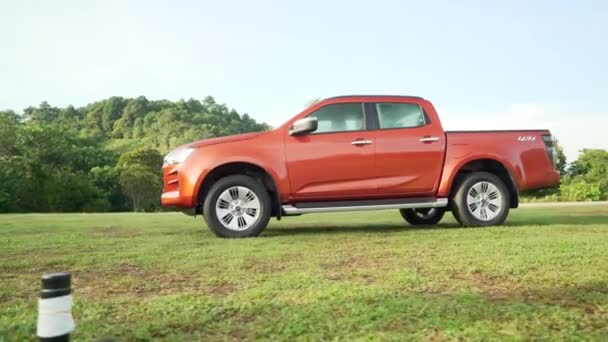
<box><xmin>215</xmin><ymin>186</ymin><xmax>261</xmax><ymax>231</ymax></box>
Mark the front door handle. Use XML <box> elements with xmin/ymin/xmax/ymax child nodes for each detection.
<box><xmin>351</xmin><ymin>139</ymin><xmax>373</xmax><ymax>146</ymax></box>
<box><xmin>419</xmin><ymin>136</ymin><xmax>440</xmax><ymax>143</ymax></box>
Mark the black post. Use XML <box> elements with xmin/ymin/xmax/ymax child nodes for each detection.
<box><xmin>37</xmin><ymin>272</ymin><xmax>75</xmax><ymax>341</ymax></box>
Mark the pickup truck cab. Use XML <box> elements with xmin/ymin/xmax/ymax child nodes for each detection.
<box><xmin>161</xmin><ymin>95</ymin><xmax>560</xmax><ymax>238</ymax></box>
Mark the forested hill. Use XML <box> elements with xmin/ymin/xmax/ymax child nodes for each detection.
<box><xmin>0</xmin><ymin>96</ymin><xmax>270</xmax><ymax>213</ymax></box>
<box><xmin>18</xmin><ymin>96</ymin><xmax>270</xmax><ymax>153</ymax></box>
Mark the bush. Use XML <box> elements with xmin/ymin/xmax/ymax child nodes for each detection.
<box><xmin>82</xmin><ymin>198</ymin><xmax>112</xmax><ymax>212</ymax></box>
<box><xmin>559</xmin><ymin>181</ymin><xmax>602</xmax><ymax>201</ymax></box>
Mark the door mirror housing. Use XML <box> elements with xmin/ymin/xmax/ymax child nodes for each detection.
<box><xmin>289</xmin><ymin>117</ymin><xmax>318</xmax><ymax>136</ymax></box>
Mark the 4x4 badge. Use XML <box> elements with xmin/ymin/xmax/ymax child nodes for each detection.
<box><xmin>517</xmin><ymin>136</ymin><xmax>536</xmax><ymax>142</ymax></box>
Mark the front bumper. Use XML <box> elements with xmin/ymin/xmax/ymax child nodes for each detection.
<box><xmin>161</xmin><ymin>162</ymin><xmax>203</xmax><ymax>208</ymax></box>
<box><xmin>160</xmin><ymin>190</ymin><xmax>194</xmax><ymax>208</ymax></box>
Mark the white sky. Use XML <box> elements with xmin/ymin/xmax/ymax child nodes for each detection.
<box><xmin>1</xmin><ymin>0</ymin><xmax>607</xmax><ymax>162</ymax></box>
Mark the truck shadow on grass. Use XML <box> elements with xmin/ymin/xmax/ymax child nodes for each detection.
<box><xmin>506</xmin><ymin>213</ymin><xmax>608</xmax><ymax>227</ymax></box>
<box><xmin>266</xmin><ymin>223</ymin><xmax>415</xmax><ymax>236</ymax></box>
<box><xmin>266</xmin><ymin>214</ymin><xmax>608</xmax><ymax>236</ymax></box>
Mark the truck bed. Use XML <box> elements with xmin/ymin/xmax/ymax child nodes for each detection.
<box><xmin>438</xmin><ymin>129</ymin><xmax>558</xmax><ymax>195</ymax></box>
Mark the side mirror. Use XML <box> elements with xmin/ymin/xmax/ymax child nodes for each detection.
<box><xmin>289</xmin><ymin>117</ymin><xmax>318</xmax><ymax>136</ymax></box>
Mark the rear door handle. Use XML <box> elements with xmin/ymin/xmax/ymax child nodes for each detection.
<box><xmin>419</xmin><ymin>136</ymin><xmax>440</xmax><ymax>143</ymax></box>
<box><xmin>352</xmin><ymin>139</ymin><xmax>373</xmax><ymax>146</ymax></box>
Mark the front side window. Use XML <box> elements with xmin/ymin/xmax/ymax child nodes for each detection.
<box><xmin>309</xmin><ymin>103</ymin><xmax>365</xmax><ymax>134</ymax></box>
<box><xmin>376</xmin><ymin>103</ymin><xmax>426</xmax><ymax>129</ymax></box>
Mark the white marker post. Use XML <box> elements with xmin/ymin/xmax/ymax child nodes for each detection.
<box><xmin>37</xmin><ymin>272</ymin><xmax>75</xmax><ymax>342</ymax></box>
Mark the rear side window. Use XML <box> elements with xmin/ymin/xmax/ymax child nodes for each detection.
<box><xmin>376</xmin><ymin>103</ymin><xmax>426</xmax><ymax>129</ymax></box>
<box><xmin>309</xmin><ymin>103</ymin><xmax>365</xmax><ymax>134</ymax></box>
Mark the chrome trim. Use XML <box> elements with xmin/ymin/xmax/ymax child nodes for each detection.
<box><xmin>419</xmin><ymin>136</ymin><xmax>440</xmax><ymax>142</ymax></box>
<box><xmin>282</xmin><ymin>198</ymin><xmax>448</xmax><ymax>215</ymax></box>
<box><xmin>351</xmin><ymin>139</ymin><xmax>373</xmax><ymax>145</ymax></box>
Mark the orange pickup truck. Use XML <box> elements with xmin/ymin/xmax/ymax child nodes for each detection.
<box><xmin>161</xmin><ymin>95</ymin><xmax>560</xmax><ymax>238</ymax></box>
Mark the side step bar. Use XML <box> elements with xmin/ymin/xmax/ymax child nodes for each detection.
<box><xmin>282</xmin><ymin>197</ymin><xmax>448</xmax><ymax>215</ymax></box>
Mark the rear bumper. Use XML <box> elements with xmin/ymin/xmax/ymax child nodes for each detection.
<box><xmin>528</xmin><ymin>169</ymin><xmax>560</xmax><ymax>191</ymax></box>
<box><xmin>546</xmin><ymin>170</ymin><xmax>561</xmax><ymax>187</ymax></box>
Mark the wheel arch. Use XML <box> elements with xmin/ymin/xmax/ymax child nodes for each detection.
<box><xmin>195</xmin><ymin>161</ymin><xmax>281</xmax><ymax>218</ymax></box>
<box><xmin>448</xmin><ymin>158</ymin><xmax>519</xmax><ymax>208</ymax></box>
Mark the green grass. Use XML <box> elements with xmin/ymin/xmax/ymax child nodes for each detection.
<box><xmin>2</xmin><ymin>206</ymin><xmax>608</xmax><ymax>341</ymax></box>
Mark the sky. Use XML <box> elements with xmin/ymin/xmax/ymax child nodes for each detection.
<box><xmin>1</xmin><ymin>0</ymin><xmax>607</xmax><ymax>161</ymax></box>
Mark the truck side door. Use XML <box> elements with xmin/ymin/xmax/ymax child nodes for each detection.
<box><xmin>371</xmin><ymin>101</ymin><xmax>445</xmax><ymax>196</ymax></box>
<box><xmin>285</xmin><ymin>102</ymin><xmax>377</xmax><ymax>200</ymax></box>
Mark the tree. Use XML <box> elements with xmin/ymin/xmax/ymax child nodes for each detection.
<box><xmin>568</xmin><ymin>149</ymin><xmax>608</xmax><ymax>199</ymax></box>
<box><xmin>570</xmin><ymin>149</ymin><xmax>608</xmax><ymax>177</ymax></box>
<box><xmin>554</xmin><ymin>141</ymin><xmax>567</xmax><ymax>175</ymax></box>
<box><xmin>0</xmin><ymin>156</ymin><xmax>29</xmax><ymax>212</ymax></box>
<box><xmin>101</xmin><ymin>97</ymin><xmax>126</xmax><ymax>133</ymax></box>
<box><xmin>117</xmin><ymin>147</ymin><xmax>163</xmax><ymax>172</ymax></box>
<box><xmin>119</xmin><ymin>165</ymin><xmax>161</xmax><ymax>211</ymax></box>
<box><xmin>43</xmin><ymin>169</ymin><xmax>99</xmax><ymax>212</ymax></box>
<box><xmin>116</xmin><ymin>147</ymin><xmax>163</xmax><ymax>211</ymax></box>
<box><xmin>0</xmin><ymin>111</ymin><xmax>19</xmax><ymax>156</ymax></box>
<box><xmin>23</xmin><ymin>102</ymin><xmax>60</xmax><ymax>123</ymax></box>
<box><xmin>58</xmin><ymin>105</ymin><xmax>82</xmax><ymax>123</ymax></box>
<box><xmin>112</xmin><ymin>96</ymin><xmax>148</xmax><ymax>138</ymax></box>
<box><xmin>90</xmin><ymin>166</ymin><xmax>129</xmax><ymax>211</ymax></box>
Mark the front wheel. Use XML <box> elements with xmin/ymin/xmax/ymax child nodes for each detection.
<box><xmin>400</xmin><ymin>208</ymin><xmax>446</xmax><ymax>225</ymax></box>
<box><xmin>451</xmin><ymin>172</ymin><xmax>510</xmax><ymax>227</ymax></box>
<box><xmin>203</xmin><ymin>175</ymin><xmax>271</xmax><ymax>238</ymax></box>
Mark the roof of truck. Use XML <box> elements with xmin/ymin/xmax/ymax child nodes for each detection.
<box><xmin>324</xmin><ymin>95</ymin><xmax>425</xmax><ymax>101</ymax></box>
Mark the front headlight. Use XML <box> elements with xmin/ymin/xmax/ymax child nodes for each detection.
<box><xmin>164</xmin><ymin>147</ymin><xmax>196</xmax><ymax>165</ymax></box>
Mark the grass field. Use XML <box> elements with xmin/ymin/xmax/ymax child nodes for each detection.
<box><xmin>2</xmin><ymin>206</ymin><xmax>608</xmax><ymax>341</ymax></box>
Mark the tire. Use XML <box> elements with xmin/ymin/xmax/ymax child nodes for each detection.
<box><xmin>400</xmin><ymin>208</ymin><xmax>445</xmax><ymax>225</ymax></box>
<box><xmin>203</xmin><ymin>175</ymin><xmax>271</xmax><ymax>238</ymax></box>
<box><xmin>451</xmin><ymin>172</ymin><xmax>510</xmax><ymax>227</ymax></box>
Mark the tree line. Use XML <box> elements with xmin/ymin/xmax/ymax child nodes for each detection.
<box><xmin>0</xmin><ymin>96</ymin><xmax>269</xmax><ymax>212</ymax></box>
<box><xmin>0</xmin><ymin>95</ymin><xmax>606</xmax><ymax>212</ymax></box>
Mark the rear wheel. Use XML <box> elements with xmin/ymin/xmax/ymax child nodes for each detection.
<box><xmin>400</xmin><ymin>208</ymin><xmax>446</xmax><ymax>225</ymax></box>
<box><xmin>203</xmin><ymin>175</ymin><xmax>271</xmax><ymax>238</ymax></box>
<box><xmin>451</xmin><ymin>172</ymin><xmax>510</xmax><ymax>226</ymax></box>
